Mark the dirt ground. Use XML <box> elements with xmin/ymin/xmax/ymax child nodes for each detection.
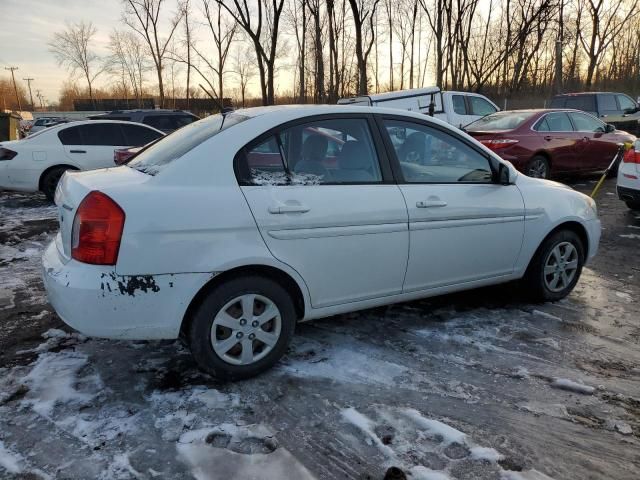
<box><xmin>0</xmin><ymin>177</ymin><xmax>639</xmax><ymax>480</ymax></box>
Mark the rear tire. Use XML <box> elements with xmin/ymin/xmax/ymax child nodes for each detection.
<box><xmin>523</xmin><ymin>229</ymin><xmax>585</xmax><ymax>302</ymax></box>
<box><xmin>40</xmin><ymin>166</ymin><xmax>70</xmax><ymax>202</ymax></box>
<box><xmin>188</xmin><ymin>276</ymin><xmax>296</xmax><ymax>380</ymax></box>
<box><xmin>525</xmin><ymin>156</ymin><xmax>550</xmax><ymax>179</ymax></box>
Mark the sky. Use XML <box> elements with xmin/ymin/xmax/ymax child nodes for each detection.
<box><xmin>0</xmin><ymin>0</ymin><xmax>123</xmax><ymax>105</ymax></box>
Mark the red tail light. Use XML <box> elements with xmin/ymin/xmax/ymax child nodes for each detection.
<box><xmin>0</xmin><ymin>147</ymin><xmax>18</xmax><ymax>160</ymax></box>
<box><xmin>479</xmin><ymin>139</ymin><xmax>519</xmax><ymax>151</ymax></box>
<box><xmin>71</xmin><ymin>191</ymin><xmax>125</xmax><ymax>265</ymax></box>
<box><xmin>622</xmin><ymin>147</ymin><xmax>640</xmax><ymax>164</ymax></box>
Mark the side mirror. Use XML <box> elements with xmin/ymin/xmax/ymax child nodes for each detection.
<box><xmin>605</xmin><ymin>123</ymin><xmax>616</xmax><ymax>133</ymax></box>
<box><xmin>498</xmin><ymin>163</ymin><xmax>511</xmax><ymax>185</ymax></box>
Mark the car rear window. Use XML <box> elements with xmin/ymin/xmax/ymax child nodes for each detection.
<box><xmin>128</xmin><ymin>113</ymin><xmax>248</xmax><ymax>175</ymax></box>
<box><xmin>550</xmin><ymin>97</ymin><xmax>565</xmax><ymax>108</ymax></box>
<box><xmin>564</xmin><ymin>95</ymin><xmax>596</xmax><ymax>113</ymax></box>
<box><xmin>465</xmin><ymin>111</ymin><xmax>536</xmax><ymax>131</ymax></box>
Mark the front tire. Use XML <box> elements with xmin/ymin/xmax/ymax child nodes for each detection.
<box><xmin>523</xmin><ymin>230</ymin><xmax>585</xmax><ymax>302</ymax></box>
<box><xmin>40</xmin><ymin>166</ymin><xmax>70</xmax><ymax>202</ymax></box>
<box><xmin>526</xmin><ymin>155</ymin><xmax>550</xmax><ymax>179</ymax></box>
<box><xmin>188</xmin><ymin>276</ymin><xmax>296</xmax><ymax>380</ymax></box>
<box><xmin>625</xmin><ymin>200</ymin><xmax>640</xmax><ymax>211</ymax></box>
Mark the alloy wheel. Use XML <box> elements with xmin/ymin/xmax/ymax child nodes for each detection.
<box><xmin>543</xmin><ymin>241</ymin><xmax>579</xmax><ymax>292</ymax></box>
<box><xmin>527</xmin><ymin>158</ymin><xmax>548</xmax><ymax>178</ymax></box>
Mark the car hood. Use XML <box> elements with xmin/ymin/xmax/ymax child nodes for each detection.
<box><xmin>515</xmin><ymin>172</ymin><xmax>572</xmax><ymax>190</ymax></box>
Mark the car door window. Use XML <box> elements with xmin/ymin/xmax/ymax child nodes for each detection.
<box><xmin>616</xmin><ymin>94</ymin><xmax>637</xmax><ymax>113</ymax></box>
<box><xmin>239</xmin><ymin>118</ymin><xmax>383</xmax><ymax>185</ymax></box>
<box><xmin>58</xmin><ymin>126</ymin><xmax>83</xmax><ymax>145</ymax></box>
<box><xmin>469</xmin><ymin>97</ymin><xmax>497</xmax><ymax>116</ymax></box>
<box><xmin>80</xmin><ymin>124</ymin><xmax>126</xmax><ymax>146</ymax></box>
<box><xmin>569</xmin><ymin>112</ymin><xmax>605</xmax><ymax>132</ymax></box>
<box><xmin>143</xmin><ymin>115</ymin><xmax>173</xmax><ymax>131</ymax></box>
<box><xmin>542</xmin><ymin>112</ymin><xmax>573</xmax><ymax>131</ymax></box>
<box><xmin>534</xmin><ymin>117</ymin><xmax>550</xmax><ymax>132</ymax></box>
<box><xmin>383</xmin><ymin>119</ymin><xmax>493</xmax><ymax>183</ymax></box>
<box><xmin>452</xmin><ymin>95</ymin><xmax>467</xmax><ymax>115</ymax></box>
<box><xmin>122</xmin><ymin>124</ymin><xmax>164</xmax><ymax>146</ymax></box>
<box><xmin>598</xmin><ymin>94</ymin><xmax>619</xmax><ymax>115</ymax></box>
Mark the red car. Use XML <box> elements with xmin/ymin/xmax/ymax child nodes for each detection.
<box><xmin>465</xmin><ymin>109</ymin><xmax>634</xmax><ymax>178</ymax></box>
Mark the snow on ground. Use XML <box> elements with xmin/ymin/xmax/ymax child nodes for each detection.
<box><xmin>2</xmin><ymin>185</ymin><xmax>640</xmax><ymax>479</ymax></box>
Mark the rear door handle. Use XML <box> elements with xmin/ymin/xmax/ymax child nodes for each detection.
<box><xmin>268</xmin><ymin>204</ymin><xmax>310</xmax><ymax>214</ymax></box>
<box><xmin>417</xmin><ymin>200</ymin><xmax>447</xmax><ymax>208</ymax></box>
<box><xmin>69</xmin><ymin>149</ymin><xmax>86</xmax><ymax>153</ymax></box>
<box><xmin>544</xmin><ymin>135</ymin><xmax>552</xmax><ymax>141</ymax></box>
<box><xmin>582</xmin><ymin>136</ymin><xmax>590</xmax><ymax>142</ymax></box>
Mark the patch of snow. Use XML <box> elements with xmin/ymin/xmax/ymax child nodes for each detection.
<box><xmin>400</xmin><ymin>408</ymin><xmax>467</xmax><ymax>445</ymax></box>
<box><xmin>21</xmin><ymin>351</ymin><xmax>99</xmax><ymax>417</ymax></box>
<box><xmin>501</xmin><ymin>470</ymin><xmax>556</xmax><ymax>480</ymax></box>
<box><xmin>513</xmin><ymin>366</ymin><xmax>530</xmax><ymax>379</ymax></box>
<box><xmin>619</xmin><ymin>233</ymin><xmax>640</xmax><ymax>239</ymax></box>
<box><xmin>410</xmin><ymin>465</ymin><xmax>453</xmax><ymax>480</ymax></box>
<box><xmin>615</xmin><ymin>291</ymin><xmax>632</xmax><ymax>302</ymax></box>
<box><xmin>99</xmin><ymin>453</ymin><xmax>142</xmax><ymax>480</ymax></box>
<box><xmin>340</xmin><ymin>408</ymin><xmax>395</xmax><ymax>457</ymax></box>
<box><xmin>470</xmin><ymin>446</ymin><xmax>505</xmax><ymax>462</ymax></box>
<box><xmin>0</xmin><ymin>440</ymin><xmax>23</xmax><ymax>474</ymax></box>
<box><xmin>531</xmin><ymin>310</ymin><xmax>563</xmax><ymax>322</ymax></box>
<box><xmin>520</xmin><ymin>402</ymin><xmax>569</xmax><ymax>419</ymax></box>
<box><xmin>550</xmin><ymin>378</ymin><xmax>595</xmax><ymax>395</ymax></box>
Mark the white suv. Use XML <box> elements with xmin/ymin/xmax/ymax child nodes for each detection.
<box><xmin>42</xmin><ymin>106</ymin><xmax>601</xmax><ymax>379</ymax></box>
<box><xmin>617</xmin><ymin>139</ymin><xmax>640</xmax><ymax>210</ymax></box>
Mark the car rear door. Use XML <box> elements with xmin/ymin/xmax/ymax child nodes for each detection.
<box><xmin>377</xmin><ymin>115</ymin><xmax>524</xmax><ymax>292</ymax></box>
<box><xmin>533</xmin><ymin>112</ymin><xmax>579</xmax><ymax>173</ymax></box>
<box><xmin>238</xmin><ymin>114</ymin><xmax>409</xmax><ymax>308</ymax></box>
<box><xmin>62</xmin><ymin>123</ymin><xmax>129</xmax><ymax>170</ymax></box>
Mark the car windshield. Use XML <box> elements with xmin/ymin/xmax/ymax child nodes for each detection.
<box><xmin>466</xmin><ymin>111</ymin><xmax>536</xmax><ymax>131</ymax></box>
<box><xmin>128</xmin><ymin>112</ymin><xmax>249</xmax><ymax>175</ymax></box>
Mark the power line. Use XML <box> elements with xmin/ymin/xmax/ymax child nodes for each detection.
<box><xmin>4</xmin><ymin>66</ymin><xmax>22</xmax><ymax>111</ymax></box>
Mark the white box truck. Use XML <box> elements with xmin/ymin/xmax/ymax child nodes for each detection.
<box><xmin>337</xmin><ymin>87</ymin><xmax>499</xmax><ymax>129</ymax></box>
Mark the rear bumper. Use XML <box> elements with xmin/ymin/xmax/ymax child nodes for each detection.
<box><xmin>617</xmin><ymin>185</ymin><xmax>640</xmax><ymax>203</ymax></box>
<box><xmin>42</xmin><ymin>241</ymin><xmax>211</xmax><ymax>340</ymax></box>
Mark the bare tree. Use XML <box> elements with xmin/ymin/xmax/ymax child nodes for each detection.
<box><xmin>306</xmin><ymin>0</ymin><xmax>325</xmax><ymax>102</ymax></box>
<box><xmin>218</xmin><ymin>0</ymin><xmax>286</xmax><ymax>105</ymax></box>
<box><xmin>108</xmin><ymin>29</ymin><xmax>150</xmax><ymax>106</ymax></box>
<box><xmin>348</xmin><ymin>0</ymin><xmax>381</xmax><ymax>95</ymax></box>
<box><xmin>232</xmin><ymin>46</ymin><xmax>256</xmax><ymax>107</ymax></box>
<box><xmin>182</xmin><ymin>0</ymin><xmax>193</xmax><ymax>108</ymax></box>
<box><xmin>123</xmin><ymin>0</ymin><xmax>184</xmax><ymax>108</ymax></box>
<box><xmin>49</xmin><ymin>21</ymin><xmax>104</xmax><ymax>101</ymax></box>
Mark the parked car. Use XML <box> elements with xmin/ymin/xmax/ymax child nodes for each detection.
<box><xmin>550</xmin><ymin>92</ymin><xmax>640</xmax><ymax>135</ymax></box>
<box><xmin>617</xmin><ymin>138</ymin><xmax>640</xmax><ymax>210</ymax></box>
<box><xmin>464</xmin><ymin>109</ymin><xmax>634</xmax><ymax>178</ymax></box>
<box><xmin>0</xmin><ymin>120</ymin><xmax>164</xmax><ymax>200</ymax></box>
<box><xmin>42</xmin><ymin>106</ymin><xmax>601</xmax><ymax>380</ymax></box>
<box><xmin>29</xmin><ymin>117</ymin><xmax>70</xmax><ymax>135</ymax></box>
<box><xmin>114</xmin><ymin>146</ymin><xmax>143</xmax><ymax>165</ymax></box>
<box><xmin>338</xmin><ymin>87</ymin><xmax>499</xmax><ymax>129</ymax></box>
<box><xmin>88</xmin><ymin>109</ymin><xmax>200</xmax><ymax>134</ymax></box>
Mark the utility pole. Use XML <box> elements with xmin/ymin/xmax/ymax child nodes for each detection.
<box><xmin>4</xmin><ymin>66</ymin><xmax>22</xmax><ymax>111</ymax></box>
<box><xmin>23</xmin><ymin>77</ymin><xmax>35</xmax><ymax>110</ymax></box>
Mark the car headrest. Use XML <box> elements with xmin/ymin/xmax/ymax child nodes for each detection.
<box><xmin>338</xmin><ymin>141</ymin><xmax>370</xmax><ymax>169</ymax></box>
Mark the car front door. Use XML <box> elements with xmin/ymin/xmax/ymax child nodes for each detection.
<box><xmin>238</xmin><ymin>115</ymin><xmax>409</xmax><ymax>308</ymax></box>
<box><xmin>62</xmin><ymin>124</ymin><xmax>129</xmax><ymax>170</ymax></box>
<box><xmin>533</xmin><ymin>112</ymin><xmax>579</xmax><ymax>173</ymax></box>
<box><xmin>378</xmin><ymin>116</ymin><xmax>525</xmax><ymax>292</ymax></box>
<box><xmin>568</xmin><ymin>111</ymin><xmax>619</xmax><ymax>170</ymax></box>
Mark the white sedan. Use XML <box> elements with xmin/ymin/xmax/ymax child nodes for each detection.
<box><xmin>0</xmin><ymin>120</ymin><xmax>164</xmax><ymax>200</ymax></box>
<box><xmin>617</xmin><ymin>138</ymin><xmax>640</xmax><ymax>210</ymax></box>
<box><xmin>42</xmin><ymin>105</ymin><xmax>601</xmax><ymax>379</ymax></box>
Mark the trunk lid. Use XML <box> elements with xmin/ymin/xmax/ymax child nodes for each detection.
<box><xmin>54</xmin><ymin>166</ymin><xmax>149</xmax><ymax>260</ymax></box>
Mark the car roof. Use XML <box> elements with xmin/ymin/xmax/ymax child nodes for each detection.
<box><xmin>553</xmin><ymin>92</ymin><xmax>625</xmax><ymax>96</ymax></box>
<box><xmin>36</xmin><ymin>119</ymin><xmax>165</xmax><ymax>135</ymax></box>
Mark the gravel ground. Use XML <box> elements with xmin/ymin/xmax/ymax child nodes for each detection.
<box><xmin>0</xmin><ymin>177</ymin><xmax>639</xmax><ymax>480</ymax></box>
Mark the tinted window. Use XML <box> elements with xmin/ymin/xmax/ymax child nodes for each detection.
<box><xmin>239</xmin><ymin>118</ymin><xmax>383</xmax><ymax>185</ymax></box>
<box><xmin>617</xmin><ymin>94</ymin><xmax>637</xmax><ymax>112</ymax></box>
<box><xmin>540</xmin><ymin>112</ymin><xmax>573</xmax><ymax>131</ymax></box>
<box><xmin>564</xmin><ymin>95</ymin><xmax>596</xmax><ymax>114</ymax></box>
<box><xmin>598</xmin><ymin>94</ymin><xmax>618</xmax><ymax>114</ymax></box>
<box><xmin>467</xmin><ymin>111</ymin><xmax>536</xmax><ymax>131</ymax></box>
<box><xmin>550</xmin><ymin>97</ymin><xmax>566</xmax><ymax>108</ymax></box>
<box><xmin>384</xmin><ymin>120</ymin><xmax>493</xmax><ymax>183</ymax></box>
<box><xmin>98</xmin><ymin>115</ymin><xmax>131</xmax><ymax>121</ymax></box>
<box><xmin>122</xmin><ymin>124</ymin><xmax>163</xmax><ymax>146</ymax></box>
<box><xmin>80</xmin><ymin>124</ymin><xmax>126</xmax><ymax>146</ymax></box>
<box><xmin>469</xmin><ymin>97</ymin><xmax>497</xmax><ymax>116</ymax></box>
<box><xmin>58</xmin><ymin>126</ymin><xmax>82</xmax><ymax>145</ymax></box>
<box><xmin>129</xmin><ymin>113</ymin><xmax>248</xmax><ymax>175</ymax></box>
<box><xmin>143</xmin><ymin>115</ymin><xmax>195</xmax><ymax>131</ymax></box>
<box><xmin>174</xmin><ymin>115</ymin><xmax>198</xmax><ymax>128</ymax></box>
<box><xmin>569</xmin><ymin>112</ymin><xmax>605</xmax><ymax>132</ymax></box>
<box><xmin>535</xmin><ymin>117</ymin><xmax>550</xmax><ymax>132</ymax></box>
<box><xmin>452</xmin><ymin>95</ymin><xmax>467</xmax><ymax>115</ymax></box>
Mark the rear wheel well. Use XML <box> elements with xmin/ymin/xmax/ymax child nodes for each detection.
<box><xmin>38</xmin><ymin>164</ymin><xmax>78</xmax><ymax>191</ymax></box>
<box><xmin>532</xmin><ymin>151</ymin><xmax>552</xmax><ymax>168</ymax></box>
<box><xmin>180</xmin><ymin>265</ymin><xmax>306</xmax><ymax>338</ymax></box>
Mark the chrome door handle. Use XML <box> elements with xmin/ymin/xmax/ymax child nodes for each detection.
<box><xmin>268</xmin><ymin>204</ymin><xmax>310</xmax><ymax>214</ymax></box>
<box><xmin>417</xmin><ymin>200</ymin><xmax>447</xmax><ymax>208</ymax></box>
